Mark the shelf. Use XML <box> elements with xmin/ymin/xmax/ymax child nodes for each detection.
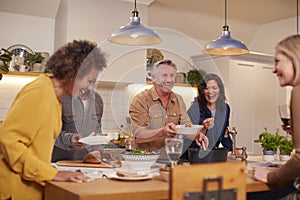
<box><xmin>4</xmin><ymin>71</ymin><xmax>46</xmax><ymax>77</ymax></box>
<box><xmin>3</xmin><ymin>72</ymin><xmax>194</xmax><ymax>88</ymax></box>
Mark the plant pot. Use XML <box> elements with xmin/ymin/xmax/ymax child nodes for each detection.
<box><xmin>262</xmin><ymin>150</ymin><xmax>277</xmax><ymax>162</ymax></box>
<box><xmin>279</xmin><ymin>154</ymin><xmax>290</xmax><ymax>161</ymax></box>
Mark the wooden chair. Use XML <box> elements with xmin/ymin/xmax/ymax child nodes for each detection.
<box><xmin>170</xmin><ymin>162</ymin><xmax>246</xmax><ymax>200</ymax></box>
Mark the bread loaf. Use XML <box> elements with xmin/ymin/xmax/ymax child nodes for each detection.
<box><xmin>83</xmin><ymin>150</ymin><xmax>102</xmax><ymax>164</ymax></box>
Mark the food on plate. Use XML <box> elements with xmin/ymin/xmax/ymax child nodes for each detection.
<box><xmin>83</xmin><ymin>150</ymin><xmax>102</xmax><ymax>164</ymax></box>
<box><xmin>116</xmin><ymin>170</ymin><xmax>148</xmax><ymax>178</ymax></box>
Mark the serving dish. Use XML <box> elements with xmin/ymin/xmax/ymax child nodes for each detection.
<box><xmin>79</xmin><ymin>135</ymin><xmax>112</xmax><ymax>145</ymax></box>
<box><xmin>121</xmin><ymin>150</ymin><xmax>160</xmax><ymax>171</ymax></box>
<box><xmin>188</xmin><ymin>147</ymin><xmax>228</xmax><ymax>163</ymax></box>
<box><xmin>174</xmin><ymin>125</ymin><xmax>203</xmax><ymax>135</ymax></box>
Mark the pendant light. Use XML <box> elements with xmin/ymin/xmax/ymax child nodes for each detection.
<box><xmin>203</xmin><ymin>0</ymin><xmax>249</xmax><ymax>56</ymax></box>
<box><xmin>108</xmin><ymin>0</ymin><xmax>161</xmax><ymax>46</ymax></box>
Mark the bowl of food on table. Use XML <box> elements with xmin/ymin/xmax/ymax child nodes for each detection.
<box><xmin>121</xmin><ymin>150</ymin><xmax>160</xmax><ymax>171</ymax></box>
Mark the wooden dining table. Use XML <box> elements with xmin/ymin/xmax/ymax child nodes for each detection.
<box><xmin>45</xmin><ymin>159</ymin><xmax>274</xmax><ymax>200</ymax></box>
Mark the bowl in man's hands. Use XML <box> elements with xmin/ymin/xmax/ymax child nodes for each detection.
<box><xmin>174</xmin><ymin>125</ymin><xmax>203</xmax><ymax>135</ymax></box>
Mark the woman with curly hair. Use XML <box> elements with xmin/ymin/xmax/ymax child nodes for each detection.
<box><xmin>0</xmin><ymin>40</ymin><xmax>107</xmax><ymax>200</ymax></box>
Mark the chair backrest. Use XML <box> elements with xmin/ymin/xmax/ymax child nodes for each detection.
<box><xmin>170</xmin><ymin>162</ymin><xmax>246</xmax><ymax>200</ymax></box>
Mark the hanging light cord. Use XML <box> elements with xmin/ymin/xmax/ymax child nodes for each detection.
<box><xmin>132</xmin><ymin>0</ymin><xmax>138</xmax><ymax>17</ymax></box>
<box><xmin>224</xmin><ymin>0</ymin><xmax>227</xmax><ymax>26</ymax></box>
<box><xmin>297</xmin><ymin>0</ymin><xmax>299</xmax><ymax>34</ymax></box>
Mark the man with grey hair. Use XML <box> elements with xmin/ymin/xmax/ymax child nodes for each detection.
<box><xmin>129</xmin><ymin>60</ymin><xmax>208</xmax><ymax>160</ymax></box>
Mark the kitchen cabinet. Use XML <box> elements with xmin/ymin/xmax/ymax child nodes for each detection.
<box><xmin>191</xmin><ymin>53</ymin><xmax>287</xmax><ymax>155</ymax></box>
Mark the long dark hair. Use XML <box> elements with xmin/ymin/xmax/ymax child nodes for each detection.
<box><xmin>197</xmin><ymin>73</ymin><xmax>226</xmax><ymax>117</ymax></box>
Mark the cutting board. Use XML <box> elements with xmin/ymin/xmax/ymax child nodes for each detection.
<box><xmin>56</xmin><ymin>160</ymin><xmax>113</xmax><ymax>168</ymax></box>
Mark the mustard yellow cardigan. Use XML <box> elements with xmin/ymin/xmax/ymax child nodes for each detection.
<box><xmin>0</xmin><ymin>75</ymin><xmax>62</xmax><ymax>200</ymax></box>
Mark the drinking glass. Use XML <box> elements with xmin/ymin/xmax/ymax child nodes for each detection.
<box><xmin>165</xmin><ymin>138</ymin><xmax>183</xmax><ymax>168</ymax></box>
<box><xmin>278</xmin><ymin>104</ymin><xmax>291</xmax><ymax>138</ymax></box>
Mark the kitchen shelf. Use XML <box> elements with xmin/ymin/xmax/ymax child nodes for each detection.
<box><xmin>4</xmin><ymin>71</ymin><xmax>130</xmax><ymax>88</ymax></box>
<box><xmin>5</xmin><ymin>71</ymin><xmax>46</xmax><ymax>77</ymax></box>
<box><xmin>3</xmin><ymin>72</ymin><xmax>194</xmax><ymax>88</ymax></box>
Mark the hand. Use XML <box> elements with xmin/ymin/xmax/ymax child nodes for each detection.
<box><xmin>184</xmin><ymin>122</ymin><xmax>192</xmax><ymax>127</ymax></box>
<box><xmin>72</xmin><ymin>134</ymin><xmax>85</xmax><ymax>150</ymax></box>
<box><xmin>161</xmin><ymin>123</ymin><xmax>177</xmax><ymax>138</ymax></box>
<box><xmin>195</xmin><ymin>132</ymin><xmax>209</xmax><ymax>148</ymax></box>
<box><xmin>53</xmin><ymin>170</ymin><xmax>93</xmax><ymax>183</ymax></box>
<box><xmin>282</xmin><ymin>123</ymin><xmax>293</xmax><ymax>136</ymax></box>
<box><xmin>202</xmin><ymin>118</ymin><xmax>214</xmax><ymax>129</ymax></box>
<box><xmin>253</xmin><ymin>166</ymin><xmax>272</xmax><ymax>183</ymax></box>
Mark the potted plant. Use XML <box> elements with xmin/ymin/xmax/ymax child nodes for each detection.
<box><xmin>254</xmin><ymin>128</ymin><xmax>283</xmax><ymax>162</ymax></box>
<box><xmin>24</xmin><ymin>52</ymin><xmax>44</xmax><ymax>71</ymax></box>
<box><xmin>186</xmin><ymin>68</ymin><xmax>206</xmax><ymax>87</ymax></box>
<box><xmin>279</xmin><ymin>139</ymin><xmax>293</xmax><ymax>161</ymax></box>
<box><xmin>0</xmin><ymin>48</ymin><xmax>12</xmax><ymax>81</ymax></box>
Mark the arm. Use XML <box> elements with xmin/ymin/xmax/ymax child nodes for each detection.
<box><xmin>220</xmin><ymin>104</ymin><xmax>233</xmax><ymax>151</ymax></box>
<box><xmin>255</xmin><ymin>86</ymin><xmax>300</xmax><ymax>184</ymax></box>
<box><xmin>267</xmin><ymin>86</ymin><xmax>300</xmax><ymax>184</ymax></box>
<box><xmin>0</xmin><ymin>85</ymin><xmax>58</xmax><ymax>184</ymax></box>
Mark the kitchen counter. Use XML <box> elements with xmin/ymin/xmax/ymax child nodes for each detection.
<box><xmin>45</xmin><ymin>156</ymin><xmax>283</xmax><ymax>200</ymax></box>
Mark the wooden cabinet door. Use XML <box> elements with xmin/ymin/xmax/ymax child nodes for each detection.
<box><xmin>228</xmin><ymin>60</ymin><xmax>286</xmax><ymax>155</ymax></box>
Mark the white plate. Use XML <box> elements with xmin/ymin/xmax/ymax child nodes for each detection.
<box><xmin>117</xmin><ymin>167</ymin><xmax>159</xmax><ymax>174</ymax></box>
<box><xmin>79</xmin><ymin>135</ymin><xmax>112</xmax><ymax>145</ymax></box>
<box><xmin>174</xmin><ymin>125</ymin><xmax>204</xmax><ymax>135</ymax></box>
<box><xmin>109</xmin><ymin>174</ymin><xmax>153</xmax><ymax>181</ymax></box>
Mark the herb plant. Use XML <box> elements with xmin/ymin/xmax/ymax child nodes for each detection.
<box><xmin>254</xmin><ymin>128</ymin><xmax>283</xmax><ymax>151</ymax></box>
<box><xmin>279</xmin><ymin>139</ymin><xmax>293</xmax><ymax>155</ymax></box>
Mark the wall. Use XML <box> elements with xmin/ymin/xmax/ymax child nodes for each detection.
<box><xmin>250</xmin><ymin>17</ymin><xmax>296</xmax><ymax>55</ymax></box>
<box><xmin>0</xmin><ymin>12</ymin><xmax>55</xmax><ymax>53</ymax></box>
<box><xmin>0</xmin><ymin>74</ymin><xmax>197</xmax><ymax>133</ymax></box>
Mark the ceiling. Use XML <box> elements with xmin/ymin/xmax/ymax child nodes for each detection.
<box><xmin>0</xmin><ymin>0</ymin><xmax>296</xmax><ymax>24</ymax></box>
<box><xmin>152</xmin><ymin>0</ymin><xmax>296</xmax><ymax>26</ymax></box>
<box><xmin>0</xmin><ymin>0</ymin><xmax>297</xmax><ymax>47</ymax></box>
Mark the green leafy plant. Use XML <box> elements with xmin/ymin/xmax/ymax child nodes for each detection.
<box><xmin>0</xmin><ymin>48</ymin><xmax>12</xmax><ymax>81</ymax></box>
<box><xmin>254</xmin><ymin>128</ymin><xmax>283</xmax><ymax>151</ymax></box>
<box><xmin>24</xmin><ymin>52</ymin><xmax>44</xmax><ymax>66</ymax></box>
<box><xmin>147</xmin><ymin>49</ymin><xmax>164</xmax><ymax>65</ymax></box>
<box><xmin>279</xmin><ymin>139</ymin><xmax>293</xmax><ymax>155</ymax></box>
<box><xmin>186</xmin><ymin>68</ymin><xmax>206</xmax><ymax>87</ymax></box>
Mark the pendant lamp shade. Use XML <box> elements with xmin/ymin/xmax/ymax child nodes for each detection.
<box><xmin>108</xmin><ymin>1</ymin><xmax>161</xmax><ymax>46</ymax></box>
<box><xmin>203</xmin><ymin>25</ymin><xmax>249</xmax><ymax>56</ymax></box>
<box><xmin>203</xmin><ymin>0</ymin><xmax>249</xmax><ymax>56</ymax></box>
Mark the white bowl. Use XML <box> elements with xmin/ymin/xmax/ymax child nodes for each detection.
<box><xmin>121</xmin><ymin>152</ymin><xmax>160</xmax><ymax>171</ymax></box>
<box><xmin>174</xmin><ymin>125</ymin><xmax>203</xmax><ymax>135</ymax></box>
<box><xmin>279</xmin><ymin>154</ymin><xmax>290</xmax><ymax>161</ymax></box>
<box><xmin>262</xmin><ymin>154</ymin><xmax>276</xmax><ymax>162</ymax></box>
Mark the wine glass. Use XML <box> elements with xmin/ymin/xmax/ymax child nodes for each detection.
<box><xmin>165</xmin><ymin>138</ymin><xmax>183</xmax><ymax>168</ymax></box>
<box><xmin>278</xmin><ymin>104</ymin><xmax>291</xmax><ymax>138</ymax></box>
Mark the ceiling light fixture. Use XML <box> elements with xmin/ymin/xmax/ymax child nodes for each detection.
<box><xmin>203</xmin><ymin>0</ymin><xmax>249</xmax><ymax>56</ymax></box>
<box><xmin>107</xmin><ymin>0</ymin><xmax>161</xmax><ymax>45</ymax></box>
